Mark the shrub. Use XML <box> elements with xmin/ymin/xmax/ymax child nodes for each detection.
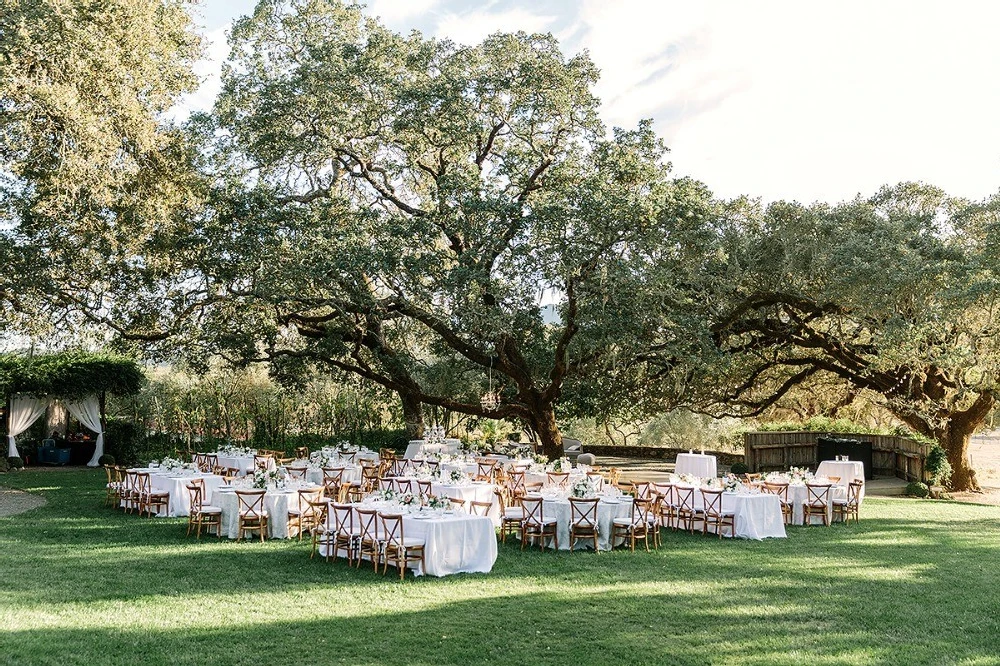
<box><xmin>905</xmin><ymin>481</ymin><xmax>930</xmax><ymax>498</ymax></box>
<box><xmin>0</xmin><ymin>457</ymin><xmax>9</xmax><ymax>473</ymax></box>
<box><xmin>7</xmin><ymin>456</ymin><xmax>24</xmax><ymax>469</ymax></box>
<box><xmin>98</xmin><ymin>454</ymin><xmax>116</xmax><ymax>466</ymax></box>
<box><xmin>925</xmin><ymin>445</ymin><xmax>952</xmax><ymax>487</ymax></box>
<box><xmin>729</xmin><ymin>461</ymin><xmax>749</xmax><ymax>475</ymax></box>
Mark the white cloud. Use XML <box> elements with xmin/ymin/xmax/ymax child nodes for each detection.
<box><xmin>434</xmin><ymin>7</ymin><xmax>557</xmax><ymax>45</ymax></box>
<box><xmin>570</xmin><ymin>0</ymin><xmax>1000</xmax><ymax>203</ymax></box>
<box><xmin>368</xmin><ymin>0</ymin><xmax>441</xmax><ymax>27</ymax></box>
<box><xmin>171</xmin><ymin>24</ymin><xmax>230</xmax><ymax>120</ymax></box>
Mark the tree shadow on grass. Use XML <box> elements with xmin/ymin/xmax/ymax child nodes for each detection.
<box><xmin>2</xmin><ymin>470</ymin><xmax>999</xmax><ymax>665</ymax></box>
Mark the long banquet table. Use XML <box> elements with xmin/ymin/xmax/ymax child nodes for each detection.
<box><xmin>127</xmin><ymin>469</ymin><xmax>226</xmax><ymax>517</ymax></box>
<box><xmin>538</xmin><ymin>493</ymin><xmax>634</xmax><ymax>551</ymax></box>
<box><xmin>215</xmin><ymin>485</ymin><xmax>323</xmax><ymax>539</ymax></box>
<box><xmin>319</xmin><ymin>506</ymin><xmax>497</xmax><ymax>577</ymax></box>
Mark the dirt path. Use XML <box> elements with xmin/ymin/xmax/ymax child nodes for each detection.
<box><xmin>0</xmin><ymin>484</ymin><xmax>47</xmax><ymax>517</ymax></box>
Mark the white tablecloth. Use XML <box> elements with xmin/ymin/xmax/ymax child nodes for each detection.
<box><xmin>300</xmin><ymin>465</ymin><xmax>362</xmax><ymax>487</ymax></box>
<box><xmin>432</xmin><ymin>481</ymin><xmax>499</xmax><ymax>525</ymax></box>
<box><xmin>675</xmin><ymin>453</ymin><xmax>718</xmax><ymax>478</ymax></box>
<box><xmin>320</xmin><ymin>509</ymin><xmax>497</xmax><ymax>577</ymax></box>
<box><xmin>525</xmin><ymin>470</ymin><xmax>586</xmax><ymax>488</ymax></box>
<box><xmin>787</xmin><ymin>483</ymin><xmax>849</xmax><ymax>525</ymax></box>
<box><xmin>216</xmin><ymin>486</ymin><xmax>321</xmax><ymax>539</ymax></box>
<box><xmin>671</xmin><ymin>486</ymin><xmax>785</xmax><ymax>539</ymax></box>
<box><xmin>537</xmin><ymin>495</ymin><xmax>634</xmax><ymax>551</ymax></box>
<box><xmin>215</xmin><ymin>455</ymin><xmax>269</xmax><ymax>476</ymax></box>
<box><xmin>403</xmin><ymin>439</ymin><xmax>461</xmax><ymax>459</ymax></box>
<box><xmin>816</xmin><ymin>460</ymin><xmax>866</xmax><ymax>487</ymax></box>
<box><xmin>126</xmin><ymin>470</ymin><xmax>225</xmax><ymax>517</ymax></box>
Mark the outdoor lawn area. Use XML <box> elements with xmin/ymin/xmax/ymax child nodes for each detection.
<box><xmin>1</xmin><ymin>469</ymin><xmax>997</xmax><ymax>666</ymax></box>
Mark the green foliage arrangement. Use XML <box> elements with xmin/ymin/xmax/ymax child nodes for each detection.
<box><xmin>905</xmin><ymin>482</ymin><xmax>930</xmax><ymax>498</ymax></box>
<box><xmin>729</xmin><ymin>461</ymin><xmax>749</xmax><ymax>475</ymax></box>
<box><xmin>925</xmin><ymin>446</ymin><xmax>953</xmax><ymax>487</ymax></box>
<box><xmin>97</xmin><ymin>454</ymin><xmax>116</xmax><ymax>466</ymax></box>
<box><xmin>0</xmin><ymin>352</ymin><xmax>144</xmax><ymax>399</ymax></box>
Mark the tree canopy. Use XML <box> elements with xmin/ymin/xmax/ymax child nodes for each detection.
<box><xmin>1</xmin><ymin>0</ymin><xmax>999</xmax><ymax>488</ymax></box>
<box><xmin>644</xmin><ymin>183</ymin><xmax>1000</xmax><ymax>489</ymax></box>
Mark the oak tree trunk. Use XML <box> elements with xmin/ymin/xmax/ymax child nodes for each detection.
<box><xmin>532</xmin><ymin>406</ymin><xmax>563</xmax><ymax>460</ymax></box>
<box><xmin>941</xmin><ymin>424</ymin><xmax>979</xmax><ymax>492</ymax></box>
<box><xmin>400</xmin><ymin>392</ymin><xmax>424</xmax><ymax>440</ymax></box>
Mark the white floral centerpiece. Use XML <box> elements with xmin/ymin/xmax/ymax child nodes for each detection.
<box><xmin>789</xmin><ymin>466</ymin><xmax>813</xmax><ymax>483</ymax></box>
<box><xmin>252</xmin><ymin>468</ymin><xmax>280</xmax><ymax>489</ymax></box>
<box><xmin>218</xmin><ymin>445</ymin><xmax>255</xmax><ymax>457</ymax></box>
<box><xmin>723</xmin><ymin>474</ymin><xmax>741</xmax><ymax>492</ymax></box>
<box><xmin>571</xmin><ymin>476</ymin><xmax>597</xmax><ymax>499</ymax></box>
<box><xmin>547</xmin><ymin>456</ymin><xmax>571</xmax><ymax>473</ymax></box>
<box><xmin>398</xmin><ymin>492</ymin><xmax>418</xmax><ymax>507</ymax></box>
<box><xmin>448</xmin><ymin>469</ymin><xmax>467</xmax><ymax>485</ymax></box>
<box><xmin>426</xmin><ymin>494</ymin><xmax>451</xmax><ymax>510</ymax></box>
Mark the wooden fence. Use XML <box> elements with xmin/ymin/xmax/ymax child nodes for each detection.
<box><xmin>743</xmin><ymin>431</ymin><xmax>930</xmax><ymax>482</ymax></box>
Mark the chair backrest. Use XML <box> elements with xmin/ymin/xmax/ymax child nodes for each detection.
<box><xmin>493</xmin><ymin>488</ymin><xmax>508</xmax><ymax>512</ymax></box>
<box><xmin>356</xmin><ymin>508</ymin><xmax>380</xmax><ymax>541</ymax></box>
<box><xmin>506</xmin><ymin>470</ymin><xmax>526</xmax><ymax>494</ymax></box>
<box><xmin>380</xmin><ymin>513</ymin><xmax>406</xmax><ymax>548</ymax></box>
<box><xmin>185</xmin><ymin>483</ymin><xmax>204</xmax><ymax>512</ymax></box>
<box><xmin>297</xmin><ymin>487</ymin><xmax>325</xmax><ymax>513</ymax></box>
<box><xmin>425</xmin><ymin>460</ymin><xmax>440</xmax><ymax>472</ymax></box>
<box><xmin>136</xmin><ymin>472</ymin><xmax>152</xmax><ymax>495</ymax></box>
<box><xmin>586</xmin><ymin>472</ymin><xmax>605</xmax><ymax>490</ymax></box>
<box><xmin>394</xmin><ymin>478</ymin><xmax>413</xmax><ymax>494</ymax></box>
<box><xmin>847</xmin><ymin>479</ymin><xmax>863</xmax><ymax>506</ymax></box>
<box><xmin>569</xmin><ymin>497</ymin><xmax>599</xmax><ymax>525</ymax></box>
<box><xmin>124</xmin><ymin>470</ymin><xmax>139</xmax><ymax>495</ymax></box>
<box><xmin>654</xmin><ymin>483</ymin><xmax>674</xmax><ymax>507</ymax></box>
<box><xmin>546</xmin><ymin>472</ymin><xmax>570</xmax><ymax>487</ymax></box>
<box><xmin>379</xmin><ymin>448</ymin><xmax>396</xmax><ymax>461</ymax></box>
<box><xmin>417</xmin><ymin>479</ymin><xmax>433</xmax><ymax>496</ymax></box>
<box><xmin>762</xmin><ymin>482</ymin><xmax>789</xmax><ymax>502</ymax></box>
<box><xmin>806</xmin><ymin>483</ymin><xmax>832</xmax><ymax>506</ymax></box>
<box><xmin>305</xmin><ymin>497</ymin><xmax>329</xmax><ymax>525</ymax></box>
<box><xmin>377</xmin><ymin>477</ymin><xmax>393</xmax><ymax>491</ymax></box>
<box><xmin>635</xmin><ymin>481</ymin><xmax>653</xmax><ymax>499</ymax></box>
<box><xmin>103</xmin><ymin>464</ymin><xmax>116</xmax><ymax>484</ymax></box>
<box><xmin>521</xmin><ymin>495</ymin><xmax>545</xmax><ymax>525</ymax></box>
<box><xmin>295</xmin><ymin>446</ymin><xmax>309</xmax><ymax>459</ymax></box>
<box><xmin>389</xmin><ymin>459</ymin><xmax>406</xmax><ymax>477</ymax></box>
<box><xmin>652</xmin><ymin>482</ymin><xmax>672</xmax><ymax>501</ymax></box>
<box><xmin>674</xmin><ymin>485</ymin><xmax>695</xmax><ymax>511</ymax></box>
<box><xmin>448</xmin><ymin>497</ymin><xmax>467</xmax><ymax>511</ymax></box>
<box><xmin>632</xmin><ymin>497</ymin><xmax>652</xmax><ymax>525</ymax></box>
<box><xmin>469</xmin><ymin>500</ymin><xmax>492</xmax><ymax>516</ymax></box>
<box><xmin>285</xmin><ymin>466</ymin><xmax>307</xmax><ymax>480</ymax></box>
<box><xmin>323</xmin><ymin>467</ymin><xmax>345</xmax><ymax>486</ymax></box>
<box><xmin>331</xmin><ymin>502</ymin><xmax>353</xmax><ymax>534</ymax></box>
<box><xmin>254</xmin><ymin>454</ymin><xmax>273</xmax><ymax>471</ymax></box>
<box><xmin>700</xmin><ymin>488</ymin><xmax>724</xmax><ymax>516</ymax></box>
<box><xmin>476</xmin><ymin>459</ymin><xmax>498</xmax><ymax>479</ymax></box>
<box><xmin>342</xmin><ymin>452</ymin><xmax>357</xmax><ymax>463</ymax></box>
<box><xmin>235</xmin><ymin>489</ymin><xmax>266</xmax><ymax>516</ymax></box>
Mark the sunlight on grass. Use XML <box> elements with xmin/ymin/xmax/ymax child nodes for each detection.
<box><xmin>2</xmin><ymin>469</ymin><xmax>1000</xmax><ymax>666</ymax></box>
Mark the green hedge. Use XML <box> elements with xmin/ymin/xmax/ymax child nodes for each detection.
<box><xmin>102</xmin><ymin>419</ymin><xmax>410</xmax><ymax>464</ymax></box>
<box><xmin>0</xmin><ymin>351</ymin><xmax>143</xmax><ymax>399</ymax></box>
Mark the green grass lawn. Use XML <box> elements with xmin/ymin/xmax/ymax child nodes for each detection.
<box><xmin>1</xmin><ymin>469</ymin><xmax>998</xmax><ymax>666</ymax></box>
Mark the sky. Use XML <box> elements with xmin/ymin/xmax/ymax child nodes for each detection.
<box><xmin>182</xmin><ymin>0</ymin><xmax>1000</xmax><ymax>206</ymax></box>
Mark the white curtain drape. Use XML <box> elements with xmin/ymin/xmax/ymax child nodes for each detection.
<box><xmin>7</xmin><ymin>395</ymin><xmax>48</xmax><ymax>458</ymax></box>
<box><xmin>64</xmin><ymin>397</ymin><xmax>104</xmax><ymax>467</ymax></box>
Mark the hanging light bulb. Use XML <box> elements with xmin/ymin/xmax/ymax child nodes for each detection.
<box><xmin>480</xmin><ymin>356</ymin><xmax>501</xmax><ymax>411</ymax></box>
